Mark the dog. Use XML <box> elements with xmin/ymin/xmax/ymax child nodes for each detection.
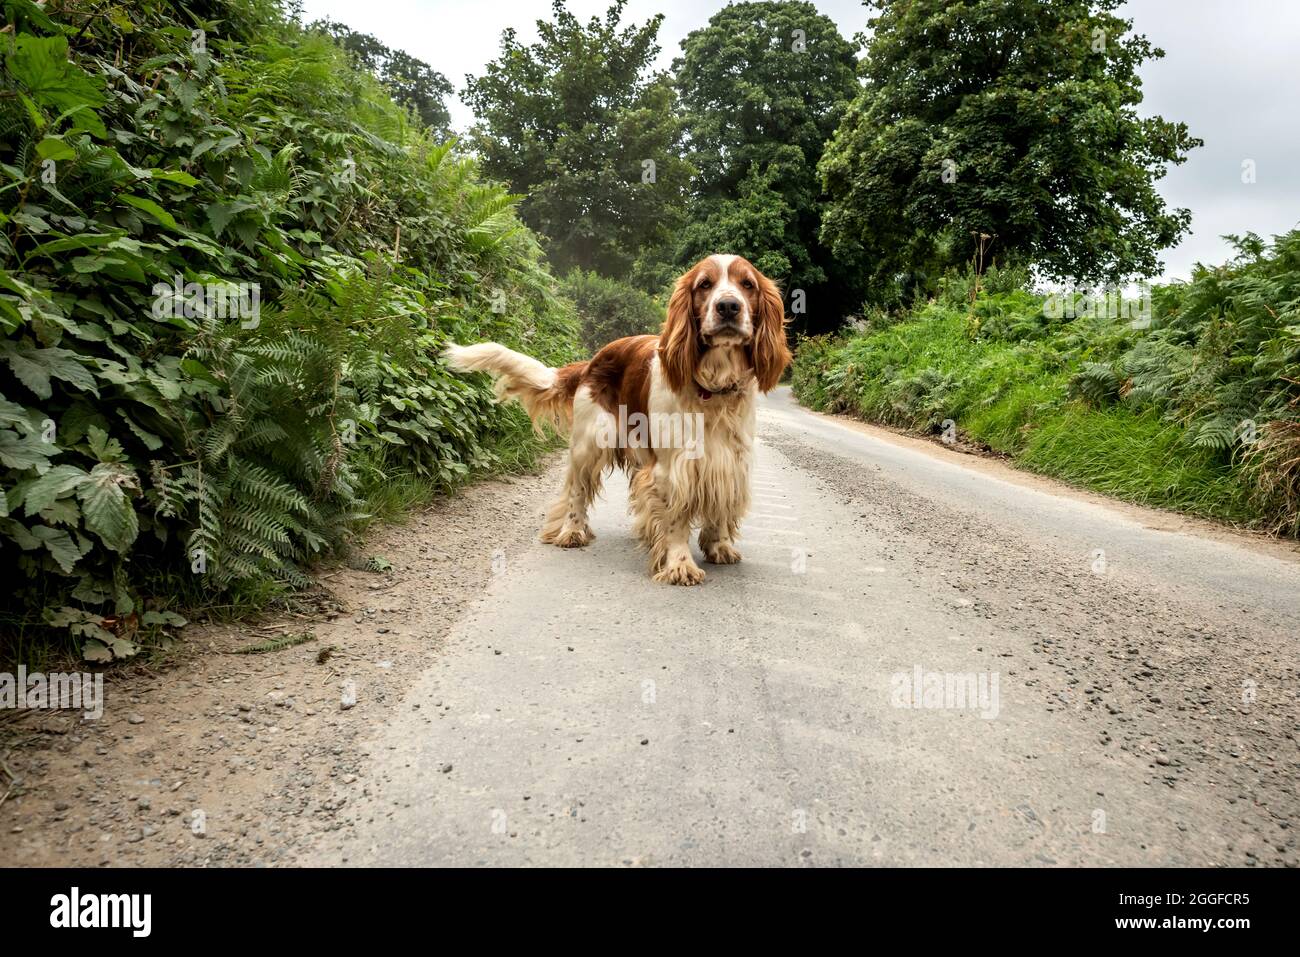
<box><xmin>444</xmin><ymin>254</ymin><xmax>791</xmax><ymax>585</ymax></box>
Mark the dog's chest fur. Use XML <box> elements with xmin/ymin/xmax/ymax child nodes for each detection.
<box><xmin>649</xmin><ymin>353</ymin><xmax>755</xmax><ymax>523</ymax></box>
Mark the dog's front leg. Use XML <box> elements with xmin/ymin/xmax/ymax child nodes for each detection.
<box><xmin>699</xmin><ymin>451</ymin><xmax>749</xmax><ymax>564</ymax></box>
<box><xmin>630</xmin><ymin>466</ymin><xmax>705</xmax><ymax>586</ymax></box>
<box><xmin>655</xmin><ymin>506</ymin><xmax>705</xmax><ymax>586</ymax></box>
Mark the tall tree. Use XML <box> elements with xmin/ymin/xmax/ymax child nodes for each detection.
<box><xmin>464</xmin><ymin>1</ymin><xmax>692</xmax><ymax>279</ymax></box>
<box><xmin>674</xmin><ymin>1</ymin><xmax>860</xmax><ymax>330</ymax></box>
<box><xmin>819</xmin><ymin>0</ymin><xmax>1200</xmax><ymax>301</ymax></box>
<box><xmin>311</xmin><ymin>19</ymin><xmax>454</xmax><ymax>134</ymax></box>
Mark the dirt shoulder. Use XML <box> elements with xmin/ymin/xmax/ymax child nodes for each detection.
<box><xmin>796</xmin><ymin>401</ymin><xmax>1300</xmax><ymax>566</ymax></box>
<box><xmin>0</xmin><ymin>461</ymin><xmax>562</xmax><ymax>867</ymax></box>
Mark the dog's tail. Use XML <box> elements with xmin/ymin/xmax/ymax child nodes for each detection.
<box><xmin>443</xmin><ymin>342</ymin><xmax>583</xmax><ymax>434</ymax></box>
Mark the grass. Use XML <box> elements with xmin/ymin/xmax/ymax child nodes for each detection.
<box><xmin>793</xmin><ymin>297</ymin><xmax>1262</xmax><ymax>528</ymax></box>
<box><xmin>352</xmin><ymin>406</ymin><xmax>565</xmax><ymax>529</ymax></box>
<box><xmin>1019</xmin><ymin>406</ymin><xmax>1253</xmax><ymax>521</ymax></box>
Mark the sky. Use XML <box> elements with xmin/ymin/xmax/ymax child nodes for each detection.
<box><xmin>297</xmin><ymin>0</ymin><xmax>1300</xmax><ymax>283</ymax></box>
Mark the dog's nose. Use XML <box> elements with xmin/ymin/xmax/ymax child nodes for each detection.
<box><xmin>715</xmin><ymin>297</ymin><xmax>742</xmax><ymax>323</ymax></box>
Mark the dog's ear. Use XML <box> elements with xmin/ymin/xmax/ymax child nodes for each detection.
<box><xmin>659</xmin><ymin>265</ymin><xmax>699</xmax><ymax>394</ymax></box>
<box><xmin>750</xmin><ymin>270</ymin><xmax>792</xmax><ymax>392</ymax></box>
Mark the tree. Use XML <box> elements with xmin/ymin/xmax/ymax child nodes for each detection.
<box><xmin>560</xmin><ymin>269</ymin><xmax>663</xmax><ymax>354</ymax></box>
<box><xmin>674</xmin><ymin>1</ymin><xmax>860</xmax><ymax>331</ymax></box>
<box><xmin>464</xmin><ymin>1</ymin><xmax>693</xmax><ymax>280</ymax></box>
<box><xmin>819</xmin><ymin>0</ymin><xmax>1201</xmax><ymax>300</ymax></box>
<box><xmin>311</xmin><ymin>19</ymin><xmax>454</xmax><ymax>133</ymax></box>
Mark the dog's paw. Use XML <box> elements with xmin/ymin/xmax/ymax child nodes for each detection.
<box><xmin>552</xmin><ymin>525</ymin><xmax>594</xmax><ymax>548</ymax></box>
<box><xmin>654</xmin><ymin>559</ymin><xmax>706</xmax><ymax>586</ymax></box>
<box><xmin>703</xmin><ymin>541</ymin><xmax>742</xmax><ymax>565</ymax></box>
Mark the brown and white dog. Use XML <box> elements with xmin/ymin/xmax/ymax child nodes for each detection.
<box><xmin>445</xmin><ymin>254</ymin><xmax>791</xmax><ymax>585</ymax></box>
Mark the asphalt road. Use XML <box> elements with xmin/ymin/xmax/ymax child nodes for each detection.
<box><xmin>316</xmin><ymin>388</ymin><xmax>1300</xmax><ymax>866</ymax></box>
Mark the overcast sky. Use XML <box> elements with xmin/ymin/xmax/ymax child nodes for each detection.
<box><xmin>298</xmin><ymin>0</ymin><xmax>1300</xmax><ymax>282</ymax></box>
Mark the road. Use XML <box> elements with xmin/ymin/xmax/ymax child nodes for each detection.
<box><xmin>311</xmin><ymin>387</ymin><xmax>1300</xmax><ymax>866</ymax></box>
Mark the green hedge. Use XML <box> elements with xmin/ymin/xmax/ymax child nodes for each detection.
<box><xmin>559</xmin><ymin>268</ymin><xmax>663</xmax><ymax>355</ymax></box>
<box><xmin>793</xmin><ymin>232</ymin><xmax>1300</xmax><ymax>532</ymax></box>
<box><xmin>0</xmin><ymin>0</ymin><xmax>580</xmax><ymax>662</ymax></box>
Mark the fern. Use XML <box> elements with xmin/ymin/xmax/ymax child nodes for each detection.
<box><xmin>1068</xmin><ymin>362</ymin><xmax>1122</xmax><ymax>406</ymax></box>
<box><xmin>0</xmin><ymin>0</ymin><xmax>580</xmax><ymax>662</ymax></box>
<box><xmin>231</xmin><ymin>631</ymin><xmax>316</xmax><ymax>655</ymax></box>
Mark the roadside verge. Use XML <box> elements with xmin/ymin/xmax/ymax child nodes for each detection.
<box><xmin>0</xmin><ymin>461</ymin><xmax>562</xmax><ymax>866</ymax></box>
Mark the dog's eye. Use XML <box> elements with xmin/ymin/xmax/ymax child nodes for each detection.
<box><xmin>698</xmin><ymin>279</ymin><xmax>712</xmax><ymax>290</ymax></box>
<box><xmin>742</xmin><ymin>279</ymin><xmax>754</xmax><ymax>290</ymax></box>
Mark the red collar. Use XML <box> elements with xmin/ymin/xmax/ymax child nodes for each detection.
<box><xmin>695</xmin><ymin>381</ymin><xmax>744</xmax><ymax>401</ymax></box>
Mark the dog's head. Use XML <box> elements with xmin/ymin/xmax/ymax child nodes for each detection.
<box><xmin>659</xmin><ymin>254</ymin><xmax>792</xmax><ymax>395</ymax></box>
